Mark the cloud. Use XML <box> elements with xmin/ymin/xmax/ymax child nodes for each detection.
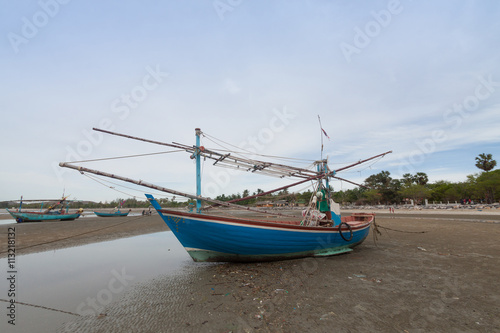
<box><xmin>222</xmin><ymin>78</ymin><xmax>241</xmax><ymax>94</ymax></box>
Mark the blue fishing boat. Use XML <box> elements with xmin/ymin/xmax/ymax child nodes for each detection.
<box><xmin>6</xmin><ymin>196</ymin><xmax>83</xmax><ymax>223</ymax></box>
<box><xmin>6</xmin><ymin>209</ymin><xmax>82</xmax><ymax>223</ymax></box>
<box><xmin>94</xmin><ymin>200</ymin><xmax>130</xmax><ymax>217</ymax></box>
<box><xmin>146</xmin><ymin>194</ymin><xmax>373</xmax><ymax>262</ymax></box>
<box><xmin>60</xmin><ymin>126</ymin><xmax>391</xmax><ymax>262</ymax></box>
<box><xmin>93</xmin><ymin>210</ymin><xmax>130</xmax><ymax>217</ymax></box>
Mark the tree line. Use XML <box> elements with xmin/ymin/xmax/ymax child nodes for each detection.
<box><xmin>346</xmin><ymin>153</ymin><xmax>498</xmax><ymax>205</ymax></box>
<box><xmin>338</xmin><ymin>168</ymin><xmax>499</xmax><ymax>205</ymax></box>
<box><xmin>213</xmin><ymin>153</ymin><xmax>499</xmax><ymax>206</ymax></box>
<box><xmin>211</xmin><ymin>169</ymin><xmax>499</xmax><ymax>207</ymax></box>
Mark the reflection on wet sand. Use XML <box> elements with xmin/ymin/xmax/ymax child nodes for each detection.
<box><xmin>0</xmin><ymin>231</ymin><xmax>199</xmax><ymax>333</ymax></box>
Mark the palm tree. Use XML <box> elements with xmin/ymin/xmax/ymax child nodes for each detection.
<box><xmin>414</xmin><ymin>172</ymin><xmax>429</xmax><ymax>185</ymax></box>
<box><xmin>402</xmin><ymin>172</ymin><xmax>428</xmax><ymax>185</ymax></box>
<box><xmin>475</xmin><ymin>153</ymin><xmax>497</xmax><ymax>172</ymax></box>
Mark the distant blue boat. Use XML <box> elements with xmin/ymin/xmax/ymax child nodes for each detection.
<box><xmin>6</xmin><ymin>209</ymin><xmax>82</xmax><ymax>223</ymax></box>
<box><xmin>6</xmin><ymin>195</ymin><xmax>83</xmax><ymax>223</ymax></box>
<box><xmin>93</xmin><ymin>210</ymin><xmax>130</xmax><ymax>217</ymax></box>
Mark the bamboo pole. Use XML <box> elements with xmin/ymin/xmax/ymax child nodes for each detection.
<box><xmin>333</xmin><ymin>151</ymin><xmax>393</xmax><ymax>173</ymax></box>
<box><xmin>58</xmin><ymin>162</ymin><xmax>297</xmax><ymax>218</ymax></box>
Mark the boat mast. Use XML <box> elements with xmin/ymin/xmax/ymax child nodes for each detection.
<box><xmin>316</xmin><ymin>115</ymin><xmax>330</xmax><ymax>191</ymax></box>
<box><xmin>315</xmin><ymin>159</ymin><xmax>331</xmax><ymax>195</ymax></box>
<box><xmin>195</xmin><ymin>128</ymin><xmax>202</xmax><ymax>213</ymax></box>
<box><xmin>318</xmin><ymin>115</ymin><xmax>324</xmax><ymax>161</ymax></box>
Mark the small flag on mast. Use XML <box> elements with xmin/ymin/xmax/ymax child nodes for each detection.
<box><xmin>318</xmin><ymin>115</ymin><xmax>330</xmax><ymax>140</ymax></box>
<box><xmin>321</xmin><ymin>128</ymin><xmax>330</xmax><ymax>140</ymax></box>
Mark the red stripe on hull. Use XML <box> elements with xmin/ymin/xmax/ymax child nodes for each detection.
<box><xmin>158</xmin><ymin>209</ymin><xmax>373</xmax><ymax>232</ymax></box>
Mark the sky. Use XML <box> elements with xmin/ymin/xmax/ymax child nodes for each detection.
<box><xmin>1</xmin><ymin>0</ymin><xmax>499</xmax><ymax>203</ymax></box>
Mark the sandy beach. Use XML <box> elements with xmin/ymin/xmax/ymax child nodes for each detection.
<box><xmin>1</xmin><ymin>210</ymin><xmax>499</xmax><ymax>332</ymax></box>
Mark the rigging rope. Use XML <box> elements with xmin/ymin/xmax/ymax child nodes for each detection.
<box><xmin>338</xmin><ymin>155</ymin><xmax>386</xmax><ymax>174</ymax></box>
<box><xmin>202</xmin><ymin>132</ymin><xmax>317</xmax><ymax>164</ymax></box>
<box><xmin>301</xmin><ymin>180</ymin><xmax>323</xmax><ymax>226</ymax></box>
<box><xmin>376</xmin><ymin>225</ymin><xmax>428</xmax><ymax>234</ymax></box>
<box><xmin>201</xmin><ymin>133</ymin><xmax>250</xmax><ymax>161</ymax></box>
<box><xmin>0</xmin><ymin>299</ymin><xmax>80</xmax><ymax>317</ymax></box>
<box><xmin>83</xmin><ymin>173</ymin><xmax>140</xmax><ymax>199</ymax></box>
<box><xmin>82</xmin><ymin>173</ymin><xmax>184</xmax><ymax>201</ymax></box>
<box><xmin>68</xmin><ymin>150</ymin><xmax>184</xmax><ymax>163</ymax></box>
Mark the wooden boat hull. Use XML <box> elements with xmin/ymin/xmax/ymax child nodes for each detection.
<box><xmin>146</xmin><ymin>195</ymin><xmax>373</xmax><ymax>262</ymax></box>
<box><xmin>6</xmin><ymin>209</ymin><xmax>81</xmax><ymax>223</ymax></box>
<box><xmin>93</xmin><ymin>211</ymin><xmax>129</xmax><ymax>217</ymax></box>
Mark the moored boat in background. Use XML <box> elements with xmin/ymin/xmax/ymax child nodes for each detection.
<box><xmin>93</xmin><ymin>210</ymin><xmax>130</xmax><ymax>217</ymax></box>
<box><xmin>6</xmin><ymin>196</ymin><xmax>83</xmax><ymax>223</ymax></box>
<box><xmin>94</xmin><ymin>200</ymin><xmax>130</xmax><ymax>217</ymax></box>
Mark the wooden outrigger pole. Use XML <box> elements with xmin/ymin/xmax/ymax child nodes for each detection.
<box><xmin>42</xmin><ymin>196</ymin><xmax>69</xmax><ymax>214</ymax></box>
<box><xmin>90</xmin><ymin>127</ymin><xmax>391</xmax><ymax>204</ymax></box>
<box><xmin>58</xmin><ymin>162</ymin><xmax>298</xmax><ymax>218</ymax></box>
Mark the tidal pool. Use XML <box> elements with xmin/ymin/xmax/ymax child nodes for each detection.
<box><xmin>1</xmin><ymin>231</ymin><xmax>201</xmax><ymax>333</ymax></box>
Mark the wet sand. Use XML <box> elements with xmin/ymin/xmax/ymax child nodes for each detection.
<box><xmin>0</xmin><ymin>214</ymin><xmax>167</xmax><ymax>258</ymax></box>
<box><xmin>2</xmin><ymin>211</ymin><xmax>500</xmax><ymax>332</ymax></box>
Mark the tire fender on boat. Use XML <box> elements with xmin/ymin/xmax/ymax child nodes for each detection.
<box><xmin>339</xmin><ymin>222</ymin><xmax>353</xmax><ymax>241</ymax></box>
